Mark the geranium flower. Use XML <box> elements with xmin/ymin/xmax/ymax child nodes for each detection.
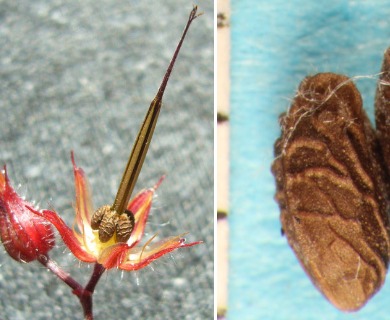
<box><xmin>29</xmin><ymin>153</ymin><xmax>201</xmax><ymax>270</ymax></box>
<box><xmin>0</xmin><ymin>166</ymin><xmax>55</xmax><ymax>262</ymax></box>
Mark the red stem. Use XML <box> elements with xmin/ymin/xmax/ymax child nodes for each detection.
<box><xmin>37</xmin><ymin>255</ymin><xmax>106</xmax><ymax>320</ymax></box>
<box><xmin>37</xmin><ymin>254</ymin><xmax>82</xmax><ymax>292</ymax></box>
<box><xmin>80</xmin><ymin>263</ymin><xmax>106</xmax><ymax>320</ymax></box>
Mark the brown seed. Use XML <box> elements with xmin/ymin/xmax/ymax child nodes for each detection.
<box><xmin>375</xmin><ymin>47</ymin><xmax>390</xmax><ymax>175</ymax></box>
<box><xmin>97</xmin><ymin>207</ymin><xmax>118</xmax><ymax>243</ymax></box>
<box><xmin>91</xmin><ymin>205</ymin><xmax>135</xmax><ymax>243</ymax></box>
<box><xmin>115</xmin><ymin>210</ymin><xmax>135</xmax><ymax>243</ymax></box>
<box><xmin>91</xmin><ymin>205</ymin><xmax>111</xmax><ymax>230</ymax></box>
<box><xmin>272</xmin><ymin>72</ymin><xmax>390</xmax><ymax>311</ymax></box>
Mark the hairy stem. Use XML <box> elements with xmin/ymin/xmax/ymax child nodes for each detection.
<box><xmin>37</xmin><ymin>254</ymin><xmax>82</xmax><ymax>292</ymax></box>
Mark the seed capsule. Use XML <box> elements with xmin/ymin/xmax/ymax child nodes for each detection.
<box><xmin>116</xmin><ymin>210</ymin><xmax>135</xmax><ymax>243</ymax></box>
<box><xmin>97</xmin><ymin>207</ymin><xmax>118</xmax><ymax>243</ymax></box>
<box><xmin>91</xmin><ymin>205</ymin><xmax>110</xmax><ymax>230</ymax></box>
<box><xmin>91</xmin><ymin>205</ymin><xmax>135</xmax><ymax>243</ymax></box>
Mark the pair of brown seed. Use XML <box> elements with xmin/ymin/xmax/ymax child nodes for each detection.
<box><xmin>91</xmin><ymin>206</ymin><xmax>135</xmax><ymax>243</ymax></box>
<box><xmin>272</xmin><ymin>48</ymin><xmax>390</xmax><ymax>311</ymax></box>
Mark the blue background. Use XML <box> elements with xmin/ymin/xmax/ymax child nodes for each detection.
<box><xmin>229</xmin><ymin>1</ymin><xmax>390</xmax><ymax>319</ymax></box>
